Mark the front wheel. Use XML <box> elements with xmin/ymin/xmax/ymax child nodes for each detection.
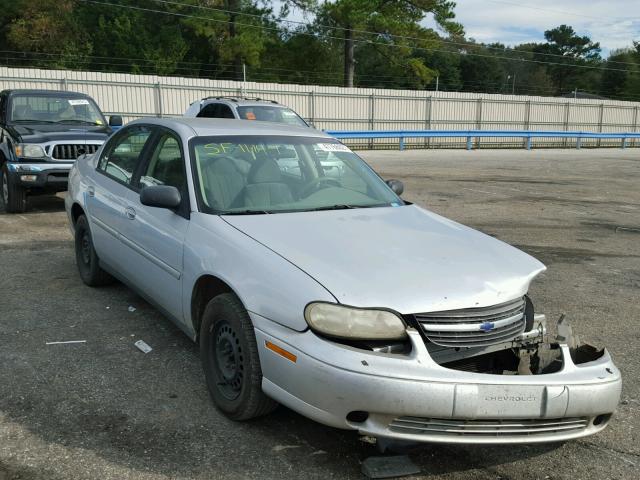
<box><xmin>1</xmin><ymin>163</ymin><xmax>27</xmax><ymax>213</ymax></box>
<box><xmin>200</xmin><ymin>293</ymin><xmax>277</xmax><ymax>420</ymax></box>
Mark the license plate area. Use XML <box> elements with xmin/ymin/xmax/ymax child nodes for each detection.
<box><xmin>454</xmin><ymin>384</ymin><xmax>555</xmax><ymax>418</ymax></box>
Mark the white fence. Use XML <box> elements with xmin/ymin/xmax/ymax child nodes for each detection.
<box><xmin>2</xmin><ymin>66</ymin><xmax>639</xmax><ymax>148</ymax></box>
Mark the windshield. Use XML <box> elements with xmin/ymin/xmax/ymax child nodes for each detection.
<box><xmin>236</xmin><ymin>106</ymin><xmax>308</xmax><ymax>127</ymax></box>
<box><xmin>9</xmin><ymin>94</ymin><xmax>105</xmax><ymax>126</ymax></box>
<box><xmin>190</xmin><ymin>136</ymin><xmax>403</xmax><ymax>214</ymax></box>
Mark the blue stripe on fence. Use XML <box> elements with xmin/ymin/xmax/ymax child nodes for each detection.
<box><xmin>325</xmin><ymin>130</ymin><xmax>640</xmax><ymax>150</ymax></box>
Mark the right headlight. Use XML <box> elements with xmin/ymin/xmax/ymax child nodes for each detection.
<box><xmin>15</xmin><ymin>144</ymin><xmax>46</xmax><ymax>159</ymax></box>
<box><xmin>304</xmin><ymin>302</ymin><xmax>407</xmax><ymax>340</ymax></box>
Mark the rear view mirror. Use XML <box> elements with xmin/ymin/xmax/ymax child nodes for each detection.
<box><xmin>109</xmin><ymin>115</ymin><xmax>123</xmax><ymax>127</ymax></box>
<box><xmin>140</xmin><ymin>185</ymin><xmax>181</xmax><ymax>210</ymax></box>
<box><xmin>386</xmin><ymin>179</ymin><xmax>404</xmax><ymax>196</ymax></box>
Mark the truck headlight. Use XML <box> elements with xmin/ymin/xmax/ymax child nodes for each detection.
<box><xmin>15</xmin><ymin>144</ymin><xmax>46</xmax><ymax>159</ymax></box>
<box><xmin>304</xmin><ymin>302</ymin><xmax>407</xmax><ymax>340</ymax></box>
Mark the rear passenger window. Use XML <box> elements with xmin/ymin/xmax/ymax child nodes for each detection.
<box><xmin>98</xmin><ymin>127</ymin><xmax>152</xmax><ymax>185</ymax></box>
<box><xmin>139</xmin><ymin>134</ymin><xmax>186</xmax><ymax>195</ymax></box>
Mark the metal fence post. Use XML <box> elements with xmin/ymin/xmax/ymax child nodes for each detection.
<box><xmin>155</xmin><ymin>82</ymin><xmax>163</xmax><ymax>118</ymax></box>
<box><xmin>597</xmin><ymin>103</ymin><xmax>604</xmax><ymax>147</ymax></box>
<box><xmin>563</xmin><ymin>102</ymin><xmax>570</xmax><ymax>147</ymax></box>
<box><xmin>61</xmin><ymin>77</ymin><xmax>68</xmax><ymax>91</ymax></box>
<box><xmin>368</xmin><ymin>93</ymin><xmax>375</xmax><ymax>149</ymax></box>
<box><xmin>424</xmin><ymin>96</ymin><xmax>431</xmax><ymax>148</ymax></box>
<box><xmin>523</xmin><ymin>100</ymin><xmax>531</xmax><ymax>148</ymax></box>
<box><xmin>475</xmin><ymin>98</ymin><xmax>483</xmax><ymax>148</ymax></box>
<box><xmin>633</xmin><ymin>106</ymin><xmax>639</xmax><ymax>147</ymax></box>
<box><xmin>308</xmin><ymin>91</ymin><xmax>315</xmax><ymax>127</ymax></box>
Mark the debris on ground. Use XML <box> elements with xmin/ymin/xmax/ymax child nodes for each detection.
<box><xmin>128</xmin><ymin>306</ymin><xmax>136</xmax><ymax>313</ymax></box>
<box><xmin>134</xmin><ymin>340</ymin><xmax>152</xmax><ymax>354</ymax></box>
<box><xmin>361</xmin><ymin>455</ymin><xmax>420</xmax><ymax>479</ymax></box>
<box><xmin>45</xmin><ymin>340</ymin><xmax>87</xmax><ymax>345</ymax></box>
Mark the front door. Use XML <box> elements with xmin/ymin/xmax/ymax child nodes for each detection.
<box><xmin>86</xmin><ymin>125</ymin><xmax>154</xmax><ymax>273</ymax></box>
<box><xmin>121</xmin><ymin>130</ymin><xmax>189</xmax><ymax>323</ymax></box>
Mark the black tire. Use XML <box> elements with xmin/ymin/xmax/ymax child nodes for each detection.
<box><xmin>200</xmin><ymin>293</ymin><xmax>277</xmax><ymax>420</ymax></box>
<box><xmin>1</xmin><ymin>163</ymin><xmax>27</xmax><ymax>213</ymax></box>
<box><xmin>74</xmin><ymin>214</ymin><xmax>114</xmax><ymax>286</ymax></box>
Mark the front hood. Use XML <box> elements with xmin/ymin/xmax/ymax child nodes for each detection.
<box><xmin>223</xmin><ymin>205</ymin><xmax>546</xmax><ymax>314</ymax></box>
<box><xmin>8</xmin><ymin>124</ymin><xmax>111</xmax><ymax>143</ymax></box>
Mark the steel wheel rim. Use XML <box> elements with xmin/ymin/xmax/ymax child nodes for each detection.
<box><xmin>213</xmin><ymin>321</ymin><xmax>243</xmax><ymax>400</ymax></box>
<box><xmin>1</xmin><ymin>173</ymin><xmax>8</xmax><ymax>204</ymax></box>
<box><xmin>80</xmin><ymin>230</ymin><xmax>91</xmax><ymax>265</ymax></box>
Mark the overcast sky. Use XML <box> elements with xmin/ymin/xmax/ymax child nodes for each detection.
<box><xmin>278</xmin><ymin>0</ymin><xmax>640</xmax><ymax>58</ymax></box>
<box><xmin>441</xmin><ymin>0</ymin><xmax>640</xmax><ymax>56</ymax></box>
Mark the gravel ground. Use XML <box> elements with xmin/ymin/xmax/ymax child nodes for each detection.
<box><xmin>0</xmin><ymin>148</ymin><xmax>638</xmax><ymax>479</ymax></box>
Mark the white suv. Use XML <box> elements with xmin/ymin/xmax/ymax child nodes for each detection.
<box><xmin>184</xmin><ymin>96</ymin><xmax>309</xmax><ymax>128</ymax></box>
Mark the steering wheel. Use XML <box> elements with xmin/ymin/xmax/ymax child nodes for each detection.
<box><xmin>299</xmin><ymin>177</ymin><xmax>341</xmax><ymax>198</ymax></box>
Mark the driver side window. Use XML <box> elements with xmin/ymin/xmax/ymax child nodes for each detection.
<box><xmin>97</xmin><ymin>127</ymin><xmax>153</xmax><ymax>186</ymax></box>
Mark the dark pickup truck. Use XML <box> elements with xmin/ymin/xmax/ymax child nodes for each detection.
<box><xmin>0</xmin><ymin>89</ymin><xmax>122</xmax><ymax>212</ymax></box>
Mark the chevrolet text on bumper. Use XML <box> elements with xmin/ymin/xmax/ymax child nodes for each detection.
<box><xmin>65</xmin><ymin>117</ymin><xmax>621</xmax><ymax>447</ymax></box>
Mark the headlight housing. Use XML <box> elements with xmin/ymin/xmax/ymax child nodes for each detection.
<box><xmin>304</xmin><ymin>302</ymin><xmax>407</xmax><ymax>340</ymax></box>
<box><xmin>15</xmin><ymin>144</ymin><xmax>46</xmax><ymax>159</ymax></box>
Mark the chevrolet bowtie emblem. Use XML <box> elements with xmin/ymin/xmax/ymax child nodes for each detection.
<box><xmin>480</xmin><ymin>321</ymin><xmax>495</xmax><ymax>332</ymax></box>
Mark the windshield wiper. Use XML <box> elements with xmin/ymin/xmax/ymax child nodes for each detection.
<box><xmin>311</xmin><ymin>204</ymin><xmax>360</xmax><ymax>211</ymax></box>
<box><xmin>219</xmin><ymin>209</ymin><xmax>271</xmax><ymax>215</ymax></box>
<box><xmin>11</xmin><ymin>119</ymin><xmax>57</xmax><ymax>124</ymax></box>
<box><xmin>55</xmin><ymin>119</ymin><xmax>100</xmax><ymax>125</ymax></box>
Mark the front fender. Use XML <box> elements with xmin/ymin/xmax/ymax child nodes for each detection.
<box><xmin>184</xmin><ymin>213</ymin><xmax>336</xmax><ymax>334</ymax></box>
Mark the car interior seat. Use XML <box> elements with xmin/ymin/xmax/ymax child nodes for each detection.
<box><xmin>243</xmin><ymin>158</ymin><xmax>293</xmax><ymax>209</ymax></box>
<box><xmin>200</xmin><ymin>156</ymin><xmax>246</xmax><ymax>210</ymax></box>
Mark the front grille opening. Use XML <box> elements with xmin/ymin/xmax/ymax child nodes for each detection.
<box><xmin>390</xmin><ymin>416</ymin><xmax>589</xmax><ymax>437</ymax></box>
<box><xmin>415</xmin><ymin>297</ymin><xmax>528</xmax><ymax>348</ymax></box>
<box><xmin>440</xmin><ymin>346</ymin><xmax>563</xmax><ymax>375</ymax></box>
<box><xmin>52</xmin><ymin>144</ymin><xmax>100</xmax><ymax>160</ymax></box>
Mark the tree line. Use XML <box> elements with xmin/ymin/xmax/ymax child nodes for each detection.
<box><xmin>1</xmin><ymin>0</ymin><xmax>639</xmax><ymax>101</ymax></box>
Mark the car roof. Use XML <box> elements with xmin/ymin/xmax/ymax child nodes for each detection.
<box><xmin>3</xmin><ymin>89</ymin><xmax>93</xmax><ymax>98</ymax></box>
<box><xmin>127</xmin><ymin>117</ymin><xmax>331</xmax><ymax>139</ymax></box>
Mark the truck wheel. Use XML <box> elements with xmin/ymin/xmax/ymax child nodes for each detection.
<box><xmin>1</xmin><ymin>163</ymin><xmax>27</xmax><ymax>213</ymax></box>
<box><xmin>200</xmin><ymin>293</ymin><xmax>278</xmax><ymax>420</ymax></box>
<box><xmin>74</xmin><ymin>214</ymin><xmax>114</xmax><ymax>286</ymax></box>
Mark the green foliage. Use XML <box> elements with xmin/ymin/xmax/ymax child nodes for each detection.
<box><xmin>0</xmin><ymin>2</ymin><xmax>638</xmax><ymax>102</ymax></box>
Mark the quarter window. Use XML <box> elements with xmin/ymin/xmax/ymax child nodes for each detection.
<box><xmin>98</xmin><ymin>127</ymin><xmax>152</xmax><ymax>185</ymax></box>
<box><xmin>139</xmin><ymin>134</ymin><xmax>186</xmax><ymax>195</ymax></box>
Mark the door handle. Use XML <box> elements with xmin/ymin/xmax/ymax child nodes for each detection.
<box><xmin>87</xmin><ymin>186</ymin><xmax>95</xmax><ymax>197</ymax></box>
<box><xmin>125</xmin><ymin>206</ymin><xmax>136</xmax><ymax>220</ymax></box>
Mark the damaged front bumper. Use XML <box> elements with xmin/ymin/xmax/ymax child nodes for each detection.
<box><xmin>252</xmin><ymin>313</ymin><xmax>622</xmax><ymax>445</ymax></box>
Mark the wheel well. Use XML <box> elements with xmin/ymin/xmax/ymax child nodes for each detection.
<box><xmin>70</xmin><ymin>203</ymin><xmax>85</xmax><ymax>227</ymax></box>
<box><xmin>191</xmin><ymin>275</ymin><xmax>233</xmax><ymax>338</ymax></box>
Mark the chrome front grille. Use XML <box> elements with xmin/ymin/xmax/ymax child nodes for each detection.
<box><xmin>51</xmin><ymin>144</ymin><xmax>100</xmax><ymax>160</ymax></box>
<box><xmin>390</xmin><ymin>417</ymin><xmax>589</xmax><ymax>438</ymax></box>
<box><xmin>415</xmin><ymin>297</ymin><xmax>526</xmax><ymax>348</ymax></box>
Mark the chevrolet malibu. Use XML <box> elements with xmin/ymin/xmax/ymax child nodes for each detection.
<box><xmin>65</xmin><ymin>118</ymin><xmax>621</xmax><ymax>445</ymax></box>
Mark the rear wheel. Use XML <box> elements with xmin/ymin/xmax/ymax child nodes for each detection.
<box><xmin>74</xmin><ymin>214</ymin><xmax>114</xmax><ymax>286</ymax></box>
<box><xmin>200</xmin><ymin>293</ymin><xmax>277</xmax><ymax>420</ymax></box>
<box><xmin>1</xmin><ymin>163</ymin><xmax>27</xmax><ymax>213</ymax></box>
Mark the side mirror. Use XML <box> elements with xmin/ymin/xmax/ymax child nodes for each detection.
<box><xmin>109</xmin><ymin>115</ymin><xmax>123</xmax><ymax>127</ymax></box>
<box><xmin>140</xmin><ymin>185</ymin><xmax>181</xmax><ymax>210</ymax></box>
<box><xmin>386</xmin><ymin>179</ymin><xmax>404</xmax><ymax>196</ymax></box>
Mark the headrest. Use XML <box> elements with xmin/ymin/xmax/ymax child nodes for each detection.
<box><xmin>248</xmin><ymin>158</ymin><xmax>282</xmax><ymax>184</ymax></box>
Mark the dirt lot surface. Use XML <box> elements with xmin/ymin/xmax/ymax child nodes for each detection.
<box><xmin>1</xmin><ymin>148</ymin><xmax>638</xmax><ymax>479</ymax></box>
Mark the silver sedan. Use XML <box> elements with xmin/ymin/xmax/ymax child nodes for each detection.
<box><xmin>65</xmin><ymin>118</ymin><xmax>621</xmax><ymax>445</ymax></box>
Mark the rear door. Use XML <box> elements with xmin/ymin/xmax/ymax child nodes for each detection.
<box><xmin>86</xmin><ymin>125</ymin><xmax>154</xmax><ymax>273</ymax></box>
<box><xmin>121</xmin><ymin>129</ymin><xmax>189</xmax><ymax>323</ymax></box>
